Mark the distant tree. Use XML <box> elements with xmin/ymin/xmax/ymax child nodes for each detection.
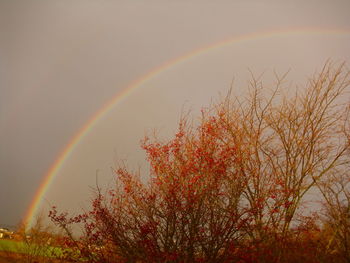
<box><xmin>50</xmin><ymin>61</ymin><xmax>350</xmax><ymax>263</ymax></box>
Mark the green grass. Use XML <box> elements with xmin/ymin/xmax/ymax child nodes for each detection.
<box><xmin>0</xmin><ymin>239</ymin><xmax>64</xmax><ymax>258</ymax></box>
<box><xmin>0</xmin><ymin>239</ymin><xmax>20</xmax><ymax>253</ymax></box>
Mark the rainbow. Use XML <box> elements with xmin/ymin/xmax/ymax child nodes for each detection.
<box><xmin>24</xmin><ymin>27</ymin><xmax>350</xmax><ymax>227</ymax></box>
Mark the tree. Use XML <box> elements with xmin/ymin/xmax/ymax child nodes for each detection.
<box><xmin>50</xmin><ymin>61</ymin><xmax>350</xmax><ymax>263</ymax></box>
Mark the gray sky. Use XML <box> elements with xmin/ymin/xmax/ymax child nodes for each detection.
<box><xmin>1</xmin><ymin>0</ymin><xmax>350</xmax><ymax>228</ymax></box>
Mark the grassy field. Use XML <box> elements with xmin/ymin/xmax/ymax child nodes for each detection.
<box><xmin>0</xmin><ymin>239</ymin><xmax>63</xmax><ymax>257</ymax></box>
<box><xmin>0</xmin><ymin>240</ymin><xmax>21</xmax><ymax>253</ymax></box>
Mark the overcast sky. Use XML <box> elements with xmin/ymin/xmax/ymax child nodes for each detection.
<box><xmin>1</xmin><ymin>0</ymin><xmax>350</xmax><ymax>228</ymax></box>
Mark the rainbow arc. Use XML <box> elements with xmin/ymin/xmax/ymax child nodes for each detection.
<box><xmin>24</xmin><ymin>27</ymin><xmax>350</xmax><ymax>227</ymax></box>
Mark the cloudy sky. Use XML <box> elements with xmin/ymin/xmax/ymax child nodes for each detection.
<box><xmin>1</xmin><ymin>0</ymin><xmax>350</xmax><ymax>228</ymax></box>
